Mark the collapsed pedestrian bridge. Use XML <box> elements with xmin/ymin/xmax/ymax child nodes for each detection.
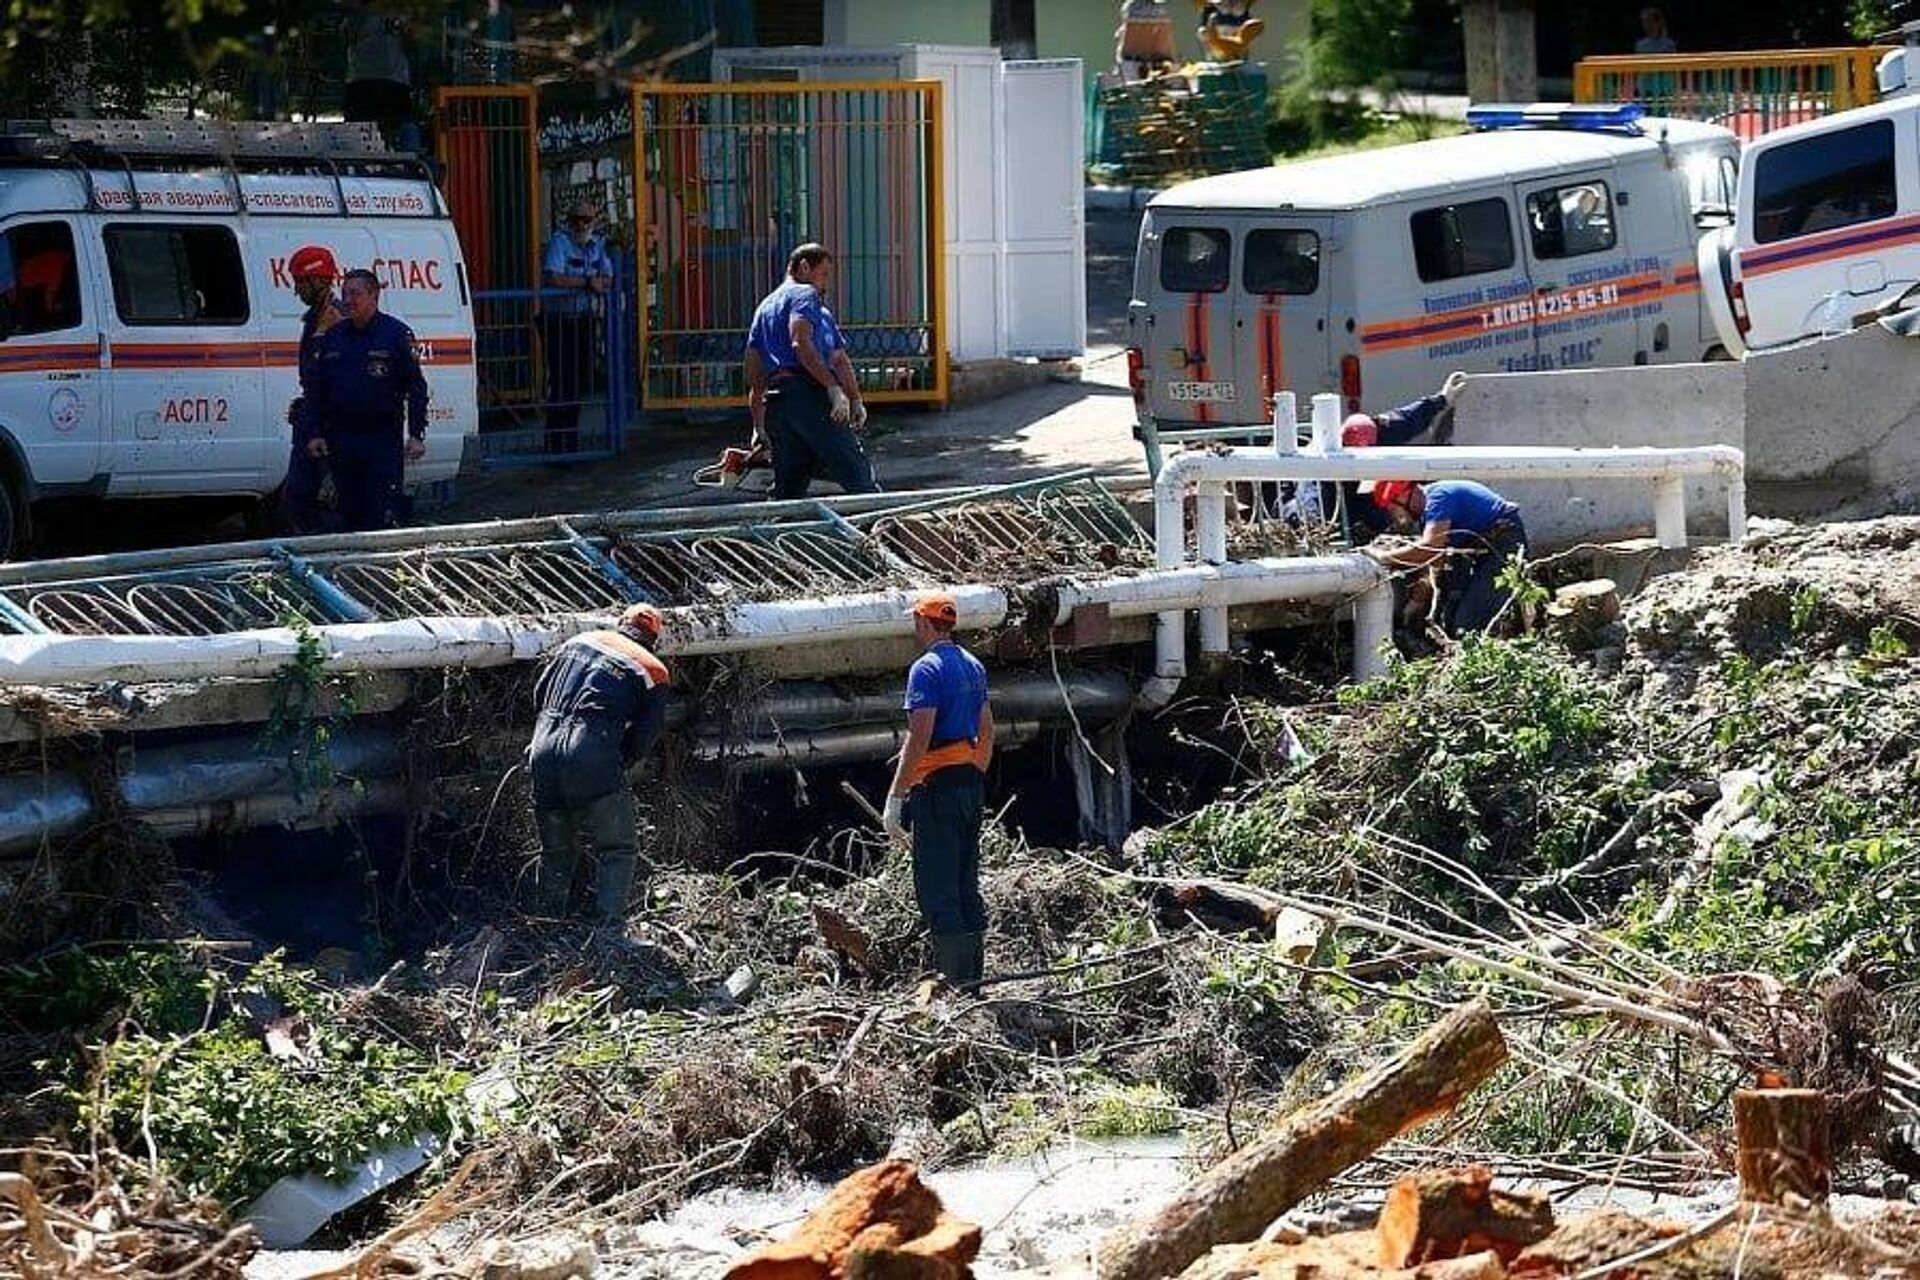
<box><xmin>0</xmin><ymin>474</ymin><xmax>1389</xmax><ymax>858</ymax></box>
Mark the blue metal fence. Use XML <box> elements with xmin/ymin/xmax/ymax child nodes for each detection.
<box><xmin>468</xmin><ymin>259</ymin><xmax>639</xmax><ymax>469</ymax></box>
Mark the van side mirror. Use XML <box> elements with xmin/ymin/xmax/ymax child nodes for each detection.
<box><xmin>1693</xmin><ymin>204</ymin><xmax>1733</xmax><ymax>231</ymax></box>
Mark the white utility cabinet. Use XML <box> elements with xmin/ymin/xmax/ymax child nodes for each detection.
<box><xmin>711</xmin><ymin>44</ymin><xmax>1085</xmax><ymax>364</ymax></box>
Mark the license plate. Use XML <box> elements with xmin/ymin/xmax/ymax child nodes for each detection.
<box><xmin>1167</xmin><ymin>380</ymin><xmax>1238</xmax><ymax>403</ymax></box>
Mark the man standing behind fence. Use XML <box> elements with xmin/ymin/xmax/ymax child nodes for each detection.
<box><xmin>744</xmin><ymin>244</ymin><xmax>878</xmax><ymax>500</ymax></box>
<box><xmin>541</xmin><ymin>200</ymin><xmax>614</xmax><ymax>455</ymax></box>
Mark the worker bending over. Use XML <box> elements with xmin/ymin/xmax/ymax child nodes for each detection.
<box><xmin>884</xmin><ymin>593</ymin><xmax>994</xmax><ymax>986</ymax></box>
<box><xmin>1363</xmin><ymin>479</ymin><xmax>1528</xmax><ymax>634</ymax></box>
<box><xmin>526</xmin><ymin>603</ymin><xmax>671</xmax><ymax>923</ymax></box>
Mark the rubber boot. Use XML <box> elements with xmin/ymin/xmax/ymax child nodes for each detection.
<box><xmin>930</xmin><ymin>933</ymin><xmax>972</xmax><ymax>985</ymax></box>
<box><xmin>960</xmin><ymin>931</ymin><xmax>986</xmax><ymax>985</ymax></box>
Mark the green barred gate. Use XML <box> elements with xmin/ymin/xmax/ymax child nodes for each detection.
<box><xmin>634</xmin><ymin>81</ymin><xmax>948</xmax><ymax>410</ymax></box>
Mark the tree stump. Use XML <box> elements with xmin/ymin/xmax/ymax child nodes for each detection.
<box><xmin>1735</xmin><ymin>1088</ymin><xmax>1830</xmax><ymax>1204</ymax></box>
<box><xmin>1377</xmin><ymin>1167</ymin><xmax>1554</xmax><ymax>1266</ymax></box>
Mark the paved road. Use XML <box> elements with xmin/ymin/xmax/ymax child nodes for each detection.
<box><xmin>433</xmin><ymin>207</ymin><xmax>1151</xmax><ymax>522</ymax></box>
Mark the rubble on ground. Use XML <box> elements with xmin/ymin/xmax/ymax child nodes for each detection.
<box><xmin>6</xmin><ymin>518</ymin><xmax>1920</xmax><ymax>1275</ymax></box>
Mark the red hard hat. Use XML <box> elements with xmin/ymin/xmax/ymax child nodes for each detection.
<box><xmin>288</xmin><ymin>245</ymin><xmax>338</xmax><ymax>281</ymax></box>
<box><xmin>1371</xmin><ymin>479</ymin><xmax>1417</xmax><ymax>513</ymax></box>
<box><xmin>1342</xmin><ymin>413</ymin><xmax>1379</xmax><ymax>448</ymax></box>
<box><xmin>619</xmin><ymin>603</ymin><xmax>664</xmax><ymax>639</ymax></box>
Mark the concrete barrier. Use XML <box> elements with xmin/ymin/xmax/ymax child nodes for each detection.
<box><xmin>1742</xmin><ymin>322</ymin><xmax>1920</xmax><ymax>517</ymax></box>
<box><xmin>1447</xmin><ymin>363</ymin><xmax>1745</xmax><ymax>546</ymax></box>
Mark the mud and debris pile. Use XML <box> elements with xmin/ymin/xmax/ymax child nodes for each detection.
<box><xmin>6</xmin><ymin>518</ymin><xmax>1920</xmax><ymax>1274</ymax></box>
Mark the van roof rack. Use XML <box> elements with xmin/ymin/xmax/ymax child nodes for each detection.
<box><xmin>4</xmin><ymin>117</ymin><xmax>395</xmax><ymax>163</ymax></box>
<box><xmin>1466</xmin><ymin>102</ymin><xmax>1646</xmax><ymax>134</ymax></box>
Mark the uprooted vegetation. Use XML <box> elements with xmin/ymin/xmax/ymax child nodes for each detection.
<box><xmin>6</xmin><ymin>519</ymin><xmax>1920</xmax><ymax>1269</ymax></box>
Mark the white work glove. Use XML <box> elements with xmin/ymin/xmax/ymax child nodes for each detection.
<box><xmin>828</xmin><ymin>385</ymin><xmax>852</xmax><ymax>424</ymax></box>
<box><xmin>850</xmin><ymin>399</ymin><xmax>868</xmax><ymax>431</ymax></box>
<box><xmin>882</xmin><ymin>793</ymin><xmax>908</xmax><ymax>846</ymax></box>
<box><xmin>1442</xmin><ymin>371</ymin><xmax>1468</xmax><ymax>405</ymax></box>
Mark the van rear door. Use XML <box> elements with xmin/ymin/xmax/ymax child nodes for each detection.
<box><xmin>1231</xmin><ymin>219</ymin><xmax>1332</xmax><ymax>425</ymax></box>
<box><xmin>1138</xmin><ymin>218</ymin><xmax>1239</xmax><ymax>425</ymax></box>
<box><xmin>1515</xmin><ymin>171</ymin><xmax>1641</xmax><ymax>372</ymax></box>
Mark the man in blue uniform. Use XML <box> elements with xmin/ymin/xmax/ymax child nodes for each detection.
<box><xmin>884</xmin><ymin>593</ymin><xmax>994</xmax><ymax>985</ymax></box>
<box><xmin>303</xmin><ymin>268</ymin><xmax>429</xmax><ymax>532</ymax></box>
<box><xmin>743</xmin><ymin>243</ymin><xmax>877</xmax><ymax>500</ymax></box>
<box><xmin>526</xmin><ymin>603</ymin><xmax>672</xmax><ymax>923</ymax></box>
<box><xmin>283</xmin><ymin>244</ymin><xmax>342</xmax><ymax>533</ymax></box>
<box><xmin>1365</xmin><ymin>479</ymin><xmax>1529</xmax><ymax>634</ymax></box>
<box><xmin>540</xmin><ymin>200</ymin><xmax>614</xmax><ymax>455</ymax></box>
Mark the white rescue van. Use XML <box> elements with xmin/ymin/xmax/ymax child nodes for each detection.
<box><xmin>1128</xmin><ymin>104</ymin><xmax>1740</xmax><ymax>452</ymax></box>
<box><xmin>0</xmin><ymin>118</ymin><xmax>477</xmax><ymax>557</ymax></box>
<box><xmin>1700</xmin><ymin>95</ymin><xmax>1920</xmax><ymax>355</ymax></box>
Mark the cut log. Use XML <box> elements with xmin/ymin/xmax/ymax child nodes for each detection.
<box><xmin>1377</xmin><ymin>1166</ymin><xmax>1554</xmax><ymax>1266</ymax></box>
<box><xmin>1177</xmin><ymin>1232</ymin><xmax>1506</xmax><ymax>1280</ymax></box>
<box><xmin>1095</xmin><ymin>1000</ymin><xmax>1509</xmax><ymax>1280</ymax></box>
<box><xmin>1735</xmin><ymin>1087</ymin><xmax>1830</xmax><ymax>1204</ymax></box>
<box><xmin>725</xmin><ymin>1160</ymin><xmax>978</xmax><ymax>1280</ymax></box>
<box><xmin>1151</xmin><ymin>882</ymin><xmax>1326</xmax><ymax>962</ymax></box>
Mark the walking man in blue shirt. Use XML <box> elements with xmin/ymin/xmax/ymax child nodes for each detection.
<box><xmin>1364</xmin><ymin>479</ymin><xmax>1528</xmax><ymax>634</ymax></box>
<box><xmin>883</xmin><ymin>593</ymin><xmax>994</xmax><ymax>985</ymax></box>
<box><xmin>282</xmin><ymin>244</ymin><xmax>342</xmax><ymax>533</ymax></box>
<box><xmin>744</xmin><ymin>244</ymin><xmax>877</xmax><ymax>500</ymax></box>
<box><xmin>303</xmin><ymin>269</ymin><xmax>429</xmax><ymax>532</ymax></box>
<box><xmin>541</xmin><ymin>200</ymin><xmax>614</xmax><ymax>455</ymax></box>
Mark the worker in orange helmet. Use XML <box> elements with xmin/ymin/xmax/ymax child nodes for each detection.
<box><xmin>1363</xmin><ymin>478</ymin><xmax>1528</xmax><ymax>634</ymax></box>
<box><xmin>525</xmin><ymin>602</ymin><xmax>672</xmax><ymax>924</ymax></box>
<box><xmin>885</xmin><ymin>592</ymin><xmax>995</xmax><ymax>986</ymax></box>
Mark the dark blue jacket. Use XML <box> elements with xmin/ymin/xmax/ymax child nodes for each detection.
<box><xmin>290</xmin><ymin>296</ymin><xmax>341</xmax><ymax>448</ymax></box>
<box><xmin>527</xmin><ymin>629</ymin><xmax>671</xmax><ymax>806</ymax></box>
<box><xmin>1342</xmin><ymin>393</ymin><xmax>1454</xmax><ymax>542</ymax></box>
<box><xmin>305</xmin><ymin>310</ymin><xmax>429</xmax><ymax>442</ymax></box>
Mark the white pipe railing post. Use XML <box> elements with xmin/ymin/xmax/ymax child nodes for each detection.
<box><xmin>1310</xmin><ymin>392</ymin><xmax>1342</xmax><ymax>453</ymax></box>
<box><xmin>1353</xmin><ymin>584</ymin><xmax>1395</xmax><ymax>682</ymax></box>
<box><xmin>1726</xmin><ymin>478</ymin><xmax>1748</xmax><ymax>543</ymax></box>
<box><xmin>1196</xmin><ymin>481</ymin><xmax>1231</xmax><ymax>656</ymax></box>
<box><xmin>1271</xmin><ymin>391</ymin><xmax>1297</xmax><ymax>456</ymax></box>
<box><xmin>1652</xmin><ymin>475</ymin><xmax>1688</xmax><ymax>549</ymax></box>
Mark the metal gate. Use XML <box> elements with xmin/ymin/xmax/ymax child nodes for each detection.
<box><xmin>634</xmin><ymin>81</ymin><xmax>947</xmax><ymax>411</ymax></box>
<box><xmin>436</xmin><ymin>86</ymin><xmax>633</xmax><ymax>466</ymax></box>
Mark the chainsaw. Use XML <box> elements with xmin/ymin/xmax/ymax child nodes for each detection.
<box><xmin>692</xmin><ymin>443</ymin><xmax>848</xmax><ymax>497</ymax></box>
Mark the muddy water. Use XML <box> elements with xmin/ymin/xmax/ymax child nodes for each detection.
<box><xmin>602</xmin><ymin>1135</ymin><xmax>1193</xmax><ymax>1277</ymax></box>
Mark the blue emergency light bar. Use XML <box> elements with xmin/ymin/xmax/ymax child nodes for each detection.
<box><xmin>1466</xmin><ymin>102</ymin><xmax>1646</xmax><ymax>133</ymax></box>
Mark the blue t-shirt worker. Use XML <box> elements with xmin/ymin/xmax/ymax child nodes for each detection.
<box><xmin>302</xmin><ymin>268</ymin><xmax>428</xmax><ymax>533</ymax></box>
<box><xmin>884</xmin><ymin>592</ymin><xmax>994</xmax><ymax>986</ymax></box>
<box><xmin>1364</xmin><ymin>478</ymin><xmax>1528</xmax><ymax>634</ymax></box>
<box><xmin>743</xmin><ymin>243</ymin><xmax>878</xmax><ymax>500</ymax></box>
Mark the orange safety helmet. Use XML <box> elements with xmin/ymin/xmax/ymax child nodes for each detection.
<box><xmin>618</xmin><ymin>602</ymin><xmax>664</xmax><ymax>639</ymax></box>
<box><xmin>908</xmin><ymin>592</ymin><xmax>958</xmax><ymax>626</ymax></box>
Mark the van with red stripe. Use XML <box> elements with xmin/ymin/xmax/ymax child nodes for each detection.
<box><xmin>0</xmin><ymin>118</ymin><xmax>476</xmax><ymax>557</ymax></box>
<box><xmin>1128</xmin><ymin>105</ymin><xmax>1738</xmax><ymax>456</ymax></box>
<box><xmin>1700</xmin><ymin>95</ymin><xmax>1920</xmax><ymax>355</ymax></box>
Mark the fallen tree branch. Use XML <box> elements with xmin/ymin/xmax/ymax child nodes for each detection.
<box><xmin>1093</xmin><ymin>999</ymin><xmax>1508</xmax><ymax>1280</ymax></box>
